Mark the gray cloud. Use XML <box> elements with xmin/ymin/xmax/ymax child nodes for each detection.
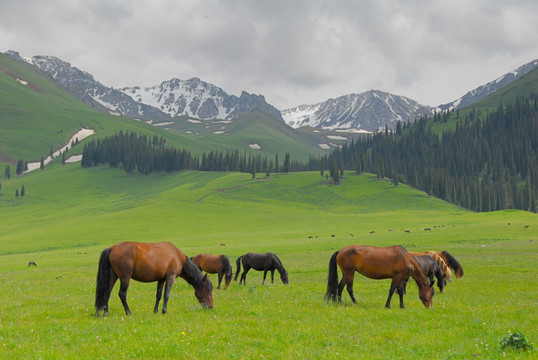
<box><xmin>1</xmin><ymin>0</ymin><xmax>537</xmax><ymax>109</ymax></box>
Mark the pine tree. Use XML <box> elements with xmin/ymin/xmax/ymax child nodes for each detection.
<box><xmin>21</xmin><ymin>185</ymin><xmax>25</xmax><ymax>197</ymax></box>
<box><xmin>16</xmin><ymin>160</ymin><xmax>25</xmax><ymax>175</ymax></box>
<box><xmin>283</xmin><ymin>153</ymin><xmax>291</xmax><ymax>173</ymax></box>
<box><xmin>5</xmin><ymin>165</ymin><xmax>11</xmax><ymax>179</ymax></box>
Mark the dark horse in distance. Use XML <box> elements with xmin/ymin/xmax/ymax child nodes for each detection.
<box><xmin>234</xmin><ymin>252</ymin><xmax>289</xmax><ymax>285</ymax></box>
<box><xmin>95</xmin><ymin>242</ymin><xmax>213</xmax><ymax>316</ymax></box>
<box><xmin>325</xmin><ymin>245</ymin><xmax>434</xmax><ymax>309</ymax></box>
<box><xmin>190</xmin><ymin>254</ymin><xmax>233</xmax><ymax>289</ymax></box>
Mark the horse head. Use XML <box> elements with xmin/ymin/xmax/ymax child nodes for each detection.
<box><xmin>194</xmin><ymin>274</ymin><xmax>214</xmax><ymax>309</ymax></box>
<box><xmin>419</xmin><ymin>281</ymin><xmax>435</xmax><ymax>309</ymax></box>
<box><xmin>280</xmin><ymin>269</ymin><xmax>289</xmax><ymax>285</ymax></box>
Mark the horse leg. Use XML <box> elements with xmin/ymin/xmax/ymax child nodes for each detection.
<box><xmin>262</xmin><ymin>270</ymin><xmax>267</xmax><ymax>285</ymax></box>
<box><xmin>240</xmin><ymin>265</ymin><xmax>250</xmax><ymax>285</ymax></box>
<box><xmin>337</xmin><ymin>278</ymin><xmax>346</xmax><ymax>302</ymax></box>
<box><xmin>344</xmin><ymin>272</ymin><xmax>357</xmax><ymax>304</ymax></box>
<box><xmin>337</xmin><ymin>271</ymin><xmax>356</xmax><ymax>303</ymax></box>
<box><xmin>104</xmin><ymin>271</ymin><xmax>118</xmax><ymax>316</ymax></box>
<box><xmin>402</xmin><ymin>277</ymin><xmax>409</xmax><ymax>295</ymax></box>
<box><xmin>270</xmin><ymin>269</ymin><xmax>275</xmax><ymax>284</ymax></box>
<box><xmin>118</xmin><ymin>277</ymin><xmax>132</xmax><ymax>316</ymax></box>
<box><xmin>385</xmin><ymin>277</ymin><xmax>400</xmax><ymax>309</ymax></box>
<box><xmin>154</xmin><ymin>280</ymin><xmax>165</xmax><ymax>313</ymax></box>
<box><xmin>161</xmin><ymin>275</ymin><xmax>175</xmax><ymax>314</ymax></box>
<box><xmin>397</xmin><ymin>286</ymin><xmax>405</xmax><ymax>309</ymax></box>
<box><xmin>217</xmin><ymin>272</ymin><xmax>223</xmax><ymax>289</ymax></box>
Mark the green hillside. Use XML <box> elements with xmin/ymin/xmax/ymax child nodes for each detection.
<box><xmin>0</xmin><ymin>165</ymin><xmax>462</xmax><ymax>256</ymax></box>
<box><xmin>0</xmin><ymin>53</ymin><xmax>326</xmax><ymax>165</ymax></box>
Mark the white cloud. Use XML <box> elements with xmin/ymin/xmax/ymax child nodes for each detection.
<box><xmin>1</xmin><ymin>0</ymin><xmax>537</xmax><ymax>109</ymax></box>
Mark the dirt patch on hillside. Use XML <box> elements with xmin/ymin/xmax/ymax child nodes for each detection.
<box><xmin>1</xmin><ymin>68</ymin><xmax>46</xmax><ymax>94</ymax></box>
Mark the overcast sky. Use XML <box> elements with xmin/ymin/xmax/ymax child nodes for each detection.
<box><xmin>1</xmin><ymin>0</ymin><xmax>537</xmax><ymax>109</ymax></box>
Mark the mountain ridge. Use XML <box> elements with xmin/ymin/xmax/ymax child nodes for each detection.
<box><xmin>5</xmin><ymin>50</ymin><xmax>537</xmax><ymax>133</ymax></box>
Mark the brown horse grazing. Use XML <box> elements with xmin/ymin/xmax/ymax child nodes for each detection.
<box><xmin>325</xmin><ymin>245</ymin><xmax>434</xmax><ymax>309</ymax></box>
<box><xmin>234</xmin><ymin>252</ymin><xmax>289</xmax><ymax>285</ymax></box>
<box><xmin>28</xmin><ymin>261</ymin><xmax>37</xmax><ymax>267</ymax></box>
<box><xmin>190</xmin><ymin>254</ymin><xmax>233</xmax><ymax>289</ymax></box>
<box><xmin>95</xmin><ymin>242</ymin><xmax>213</xmax><ymax>316</ymax></box>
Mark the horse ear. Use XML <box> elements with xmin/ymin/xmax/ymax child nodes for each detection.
<box><xmin>429</xmin><ymin>280</ymin><xmax>435</xmax><ymax>288</ymax></box>
<box><xmin>203</xmin><ymin>273</ymin><xmax>208</xmax><ymax>281</ymax></box>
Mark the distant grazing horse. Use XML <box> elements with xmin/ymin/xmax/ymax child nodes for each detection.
<box><xmin>325</xmin><ymin>245</ymin><xmax>434</xmax><ymax>309</ymax></box>
<box><xmin>190</xmin><ymin>254</ymin><xmax>233</xmax><ymax>289</ymax></box>
<box><xmin>403</xmin><ymin>254</ymin><xmax>445</xmax><ymax>294</ymax></box>
<box><xmin>95</xmin><ymin>241</ymin><xmax>213</xmax><ymax>316</ymax></box>
<box><xmin>28</xmin><ymin>261</ymin><xmax>37</xmax><ymax>267</ymax></box>
<box><xmin>410</xmin><ymin>251</ymin><xmax>453</xmax><ymax>283</ymax></box>
<box><xmin>234</xmin><ymin>252</ymin><xmax>289</xmax><ymax>285</ymax></box>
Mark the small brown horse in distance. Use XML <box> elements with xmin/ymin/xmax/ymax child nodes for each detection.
<box><xmin>325</xmin><ymin>245</ymin><xmax>434</xmax><ymax>309</ymax></box>
<box><xmin>95</xmin><ymin>242</ymin><xmax>214</xmax><ymax>316</ymax></box>
<box><xmin>190</xmin><ymin>254</ymin><xmax>233</xmax><ymax>289</ymax></box>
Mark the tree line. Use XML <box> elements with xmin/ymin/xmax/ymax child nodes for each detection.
<box><xmin>81</xmin><ymin>131</ymin><xmax>299</xmax><ymax>177</ymax></box>
<box><xmin>331</xmin><ymin>94</ymin><xmax>537</xmax><ymax>213</ymax></box>
<box><xmin>79</xmin><ymin>94</ymin><xmax>536</xmax><ymax>213</ymax></box>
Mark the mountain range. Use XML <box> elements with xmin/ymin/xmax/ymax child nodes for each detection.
<box><xmin>5</xmin><ymin>50</ymin><xmax>538</xmax><ymax>132</ymax></box>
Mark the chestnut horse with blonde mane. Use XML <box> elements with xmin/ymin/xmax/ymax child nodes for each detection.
<box><xmin>190</xmin><ymin>254</ymin><xmax>233</xmax><ymax>289</ymax></box>
<box><xmin>411</xmin><ymin>250</ymin><xmax>464</xmax><ymax>280</ymax></box>
<box><xmin>325</xmin><ymin>245</ymin><xmax>434</xmax><ymax>309</ymax></box>
<box><xmin>95</xmin><ymin>242</ymin><xmax>214</xmax><ymax>316</ymax></box>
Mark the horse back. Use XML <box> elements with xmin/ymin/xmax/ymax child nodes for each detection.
<box><xmin>243</xmin><ymin>252</ymin><xmax>273</xmax><ymax>270</ymax></box>
<box><xmin>338</xmin><ymin>245</ymin><xmax>413</xmax><ymax>279</ymax></box>
<box><xmin>109</xmin><ymin>241</ymin><xmax>185</xmax><ymax>282</ymax></box>
<box><xmin>191</xmin><ymin>254</ymin><xmax>223</xmax><ymax>274</ymax></box>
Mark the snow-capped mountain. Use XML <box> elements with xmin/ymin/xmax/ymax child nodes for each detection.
<box><xmin>121</xmin><ymin>78</ymin><xmax>283</xmax><ymax>121</ymax></box>
<box><xmin>5</xmin><ymin>51</ymin><xmax>282</xmax><ymax>122</ymax></box>
<box><xmin>282</xmin><ymin>90</ymin><xmax>431</xmax><ymax>132</ymax></box>
<box><xmin>5</xmin><ymin>51</ymin><xmax>172</xmax><ymax>120</ymax></box>
<box><xmin>437</xmin><ymin>59</ymin><xmax>538</xmax><ymax>112</ymax></box>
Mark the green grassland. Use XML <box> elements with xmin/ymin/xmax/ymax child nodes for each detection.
<box><xmin>0</xmin><ymin>164</ymin><xmax>536</xmax><ymax>359</ymax></box>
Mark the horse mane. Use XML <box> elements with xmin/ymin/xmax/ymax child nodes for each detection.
<box><xmin>427</xmin><ymin>251</ymin><xmax>452</xmax><ymax>281</ymax></box>
<box><xmin>181</xmin><ymin>257</ymin><xmax>204</xmax><ymax>289</ymax></box>
<box><xmin>441</xmin><ymin>251</ymin><xmax>464</xmax><ymax>278</ymax></box>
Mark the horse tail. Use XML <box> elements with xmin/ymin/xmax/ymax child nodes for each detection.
<box><xmin>234</xmin><ymin>255</ymin><xmax>243</xmax><ymax>281</ymax></box>
<box><xmin>95</xmin><ymin>248</ymin><xmax>112</xmax><ymax>313</ymax></box>
<box><xmin>441</xmin><ymin>251</ymin><xmax>464</xmax><ymax>278</ymax></box>
<box><xmin>428</xmin><ymin>251</ymin><xmax>452</xmax><ymax>281</ymax></box>
<box><xmin>324</xmin><ymin>251</ymin><xmax>339</xmax><ymax>301</ymax></box>
<box><xmin>221</xmin><ymin>255</ymin><xmax>233</xmax><ymax>283</ymax></box>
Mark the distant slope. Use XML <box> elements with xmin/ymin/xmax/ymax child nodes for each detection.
<box><xmin>0</xmin><ymin>54</ymin><xmax>323</xmax><ymax>165</ymax></box>
<box><xmin>470</xmin><ymin>65</ymin><xmax>538</xmax><ymax>109</ymax></box>
<box><xmin>437</xmin><ymin>58</ymin><xmax>538</xmax><ymax>112</ymax></box>
<box><xmin>6</xmin><ymin>51</ymin><xmax>283</xmax><ymax>123</ymax></box>
<box><xmin>282</xmin><ymin>90</ymin><xmax>431</xmax><ymax>132</ymax></box>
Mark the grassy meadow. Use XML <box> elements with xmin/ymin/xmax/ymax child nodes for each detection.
<box><xmin>0</xmin><ymin>164</ymin><xmax>536</xmax><ymax>359</ymax></box>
